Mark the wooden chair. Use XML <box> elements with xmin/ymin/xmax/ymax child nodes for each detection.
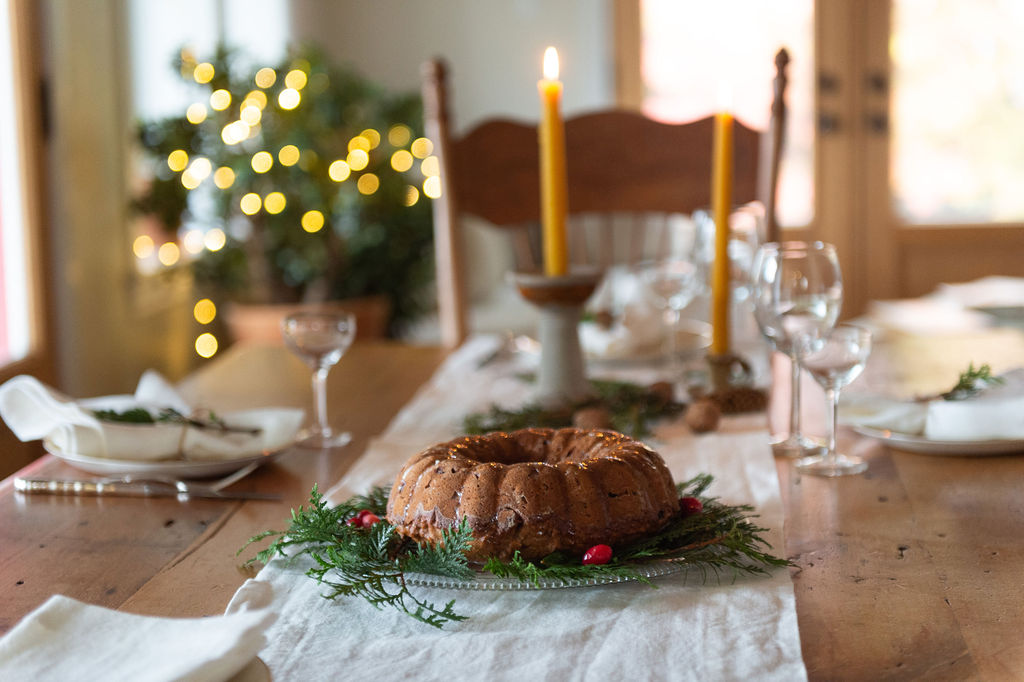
<box><xmin>422</xmin><ymin>49</ymin><xmax>790</xmax><ymax>349</ymax></box>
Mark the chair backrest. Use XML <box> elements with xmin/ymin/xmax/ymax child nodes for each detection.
<box><xmin>423</xmin><ymin>50</ymin><xmax>790</xmax><ymax>348</ymax></box>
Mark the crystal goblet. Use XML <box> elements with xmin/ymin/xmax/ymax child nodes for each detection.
<box><xmin>281</xmin><ymin>310</ymin><xmax>356</xmax><ymax>449</ymax></box>
<box><xmin>751</xmin><ymin>241</ymin><xmax>843</xmax><ymax>457</ymax></box>
<box><xmin>796</xmin><ymin>324</ymin><xmax>872</xmax><ymax>476</ymax></box>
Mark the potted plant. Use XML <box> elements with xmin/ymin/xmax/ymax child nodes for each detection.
<box><xmin>132</xmin><ymin>44</ymin><xmax>435</xmax><ymax>340</ymax></box>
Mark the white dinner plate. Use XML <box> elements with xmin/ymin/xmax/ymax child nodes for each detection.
<box><xmin>43</xmin><ymin>439</ymin><xmax>295</xmax><ymax>478</ymax></box>
<box><xmin>853</xmin><ymin>425</ymin><xmax>1024</xmax><ymax>456</ymax></box>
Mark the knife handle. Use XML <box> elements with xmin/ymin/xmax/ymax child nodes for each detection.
<box><xmin>14</xmin><ymin>478</ymin><xmax>136</xmax><ymax>496</ymax></box>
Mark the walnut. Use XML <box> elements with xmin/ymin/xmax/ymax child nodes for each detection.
<box><xmin>573</xmin><ymin>406</ymin><xmax>613</xmax><ymax>430</ymax></box>
<box><xmin>685</xmin><ymin>398</ymin><xmax>721</xmax><ymax>433</ymax></box>
<box><xmin>648</xmin><ymin>381</ymin><xmax>675</xmax><ymax>405</ymax></box>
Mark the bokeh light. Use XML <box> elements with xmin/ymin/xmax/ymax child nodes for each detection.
<box><xmin>254</xmin><ymin>67</ymin><xmax>277</xmax><ymax>88</ymax></box>
<box><xmin>167</xmin><ymin>149</ymin><xmax>188</xmax><ymax>172</ymax></box>
<box><xmin>328</xmin><ymin>159</ymin><xmax>351</xmax><ymax>182</ymax></box>
<box><xmin>132</xmin><ymin>234</ymin><xmax>155</xmax><ymax>259</ymax></box>
<box><xmin>157</xmin><ymin>242</ymin><xmax>180</xmax><ymax>266</ymax></box>
<box><xmin>423</xmin><ymin>175</ymin><xmax>442</xmax><ymax>199</ymax></box>
<box><xmin>183</xmin><ymin>229</ymin><xmax>205</xmax><ymax>254</ymax></box>
<box><xmin>251</xmin><ymin>151</ymin><xmax>274</xmax><ymax>173</ymax></box>
<box><xmin>204</xmin><ymin>228</ymin><xmax>227</xmax><ymax>251</ymax></box>
<box><xmin>278</xmin><ymin>88</ymin><xmax>301</xmax><ymax>110</ymax></box>
<box><xmin>264</xmin><ymin>191</ymin><xmax>287</xmax><ymax>214</ymax></box>
<box><xmin>284</xmin><ymin>69</ymin><xmax>308</xmax><ymax>90</ymax></box>
<box><xmin>186</xmin><ymin>103</ymin><xmax>208</xmax><ymax>124</ymax></box>
<box><xmin>195</xmin><ymin>332</ymin><xmax>218</xmax><ymax>358</ymax></box>
<box><xmin>390</xmin><ymin>149</ymin><xmax>414</xmax><ymax>172</ymax></box>
<box><xmin>360</xmin><ymin>129</ymin><xmax>381</xmax><ymax>149</ymax></box>
<box><xmin>410</xmin><ymin>137</ymin><xmax>434</xmax><ymax>158</ymax></box>
<box><xmin>357</xmin><ymin>173</ymin><xmax>380</xmax><ymax>195</ymax></box>
<box><xmin>388</xmin><ymin>124</ymin><xmax>412</xmax><ymax>147</ymax></box>
<box><xmin>404</xmin><ymin>186</ymin><xmax>420</xmax><ymax>207</ymax></box>
<box><xmin>301</xmin><ymin>209</ymin><xmax>325</xmax><ymax>233</ymax></box>
<box><xmin>193</xmin><ymin>62</ymin><xmax>215</xmax><ymax>84</ymax></box>
<box><xmin>209</xmin><ymin>89</ymin><xmax>232</xmax><ymax>111</ymax></box>
<box><xmin>240</xmin><ymin>193</ymin><xmax>262</xmax><ymax>215</ymax></box>
<box><xmin>213</xmin><ymin>166</ymin><xmax>235</xmax><ymax>189</ymax></box>
<box><xmin>278</xmin><ymin>145</ymin><xmax>301</xmax><ymax>166</ymax></box>
<box><xmin>346</xmin><ymin>148</ymin><xmax>369</xmax><ymax>171</ymax></box>
<box><xmin>193</xmin><ymin>298</ymin><xmax>217</xmax><ymax>324</ymax></box>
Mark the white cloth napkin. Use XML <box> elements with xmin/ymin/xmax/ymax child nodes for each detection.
<box><xmin>231</xmin><ymin>335</ymin><xmax>806</xmax><ymax>681</ymax></box>
<box><xmin>0</xmin><ymin>591</ymin><xmax>275</xmax><ymax>682</ymax></box>
<box><xmin>580</xmin><ymin>267</ymin><xmax>666</xmax><ymax>360</ymax></box>
<box><xmin>934</xmin><ymin>276</ymin><xmax>1024</xmax><ymax>309</ymax></box>
<box><xmin>0</xmin><ymin>371</ymin><xmax>303</xmax><ymax>461</ymax></box>
<box><xmin>843</xmin><ymin>368</ymin><xmax>1024</xmax><ymax>441</ymax></box>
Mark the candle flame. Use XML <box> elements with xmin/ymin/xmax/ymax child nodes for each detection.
<box><xmin>543</xmin><ymin>47</ymin><xmax>560</xmax><ymax>80</ymax></box>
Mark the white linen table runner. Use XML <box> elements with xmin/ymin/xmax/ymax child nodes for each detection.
<box><xmin>227</xmin><ymin>336</ymin><xmax>807</xmax><ymax>681</ymax></box>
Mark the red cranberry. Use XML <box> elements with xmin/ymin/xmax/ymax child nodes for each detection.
<box><xmin>582</xmin><ymin>544</ymin><xmax>613</xmax><ymax>565</ymax></box>
<box><xmin>347</xmin><ymin>509</ymin><xmax>374</xmax><ymax>527</ymax></box>
<box><xmin>359</xmin><ymin>512</ymin><xmax>381</xmax><ymax>528</ymax></box>
<box><xmin>679</xmin><ymin>497</ymin><xmax>703</xmax><ymax>516</ymax></box>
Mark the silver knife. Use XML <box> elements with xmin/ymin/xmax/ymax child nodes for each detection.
<box><xmin>13</xmin><ymin>477</ymin><xmax>280</xmax><ymax>501</ymax></box>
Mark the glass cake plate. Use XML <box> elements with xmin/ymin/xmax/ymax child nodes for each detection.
<box><xmin>404</xmin><ymin>557</ymin><xmax>687</xmax><ymax>591</ymax></box>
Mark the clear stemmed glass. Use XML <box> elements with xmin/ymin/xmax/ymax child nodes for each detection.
<box><xmin>751</xmin><ymin>241</ymin><xmax>843</xmax><ymax>457</ymax></box>
<box><xmin>796</xmin><ymin>324</ymin><xmax>872</xmax><ymax>476</ymax></box>
<box><xmin>637</xmin><ymin>258</ymin><xmax>700</xmax><ymax>380</ymax></box>
<box><xmin>281</xmin><ymin>310</ymin><xmax>356</xmax><ymax>449</ymax></box>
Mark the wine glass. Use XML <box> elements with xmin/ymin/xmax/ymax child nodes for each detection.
<box><xmin>751</xmin><ymin>241</ymin><xmax>843</xmax><ymax>457</ymax></box>
<box><xmin>796</xmin><ymin>324</ymin><xmax>872</xmax><ymax>476</ymax></box>
<box><xmin>281</xmin><ymin>310</ymin><xmax>356</xmax><ymax>448</ymax></box>
<box><xmin>637</xmin><ymin>258</ymin><xmax>700</xmax><ymax>379</ymax></box>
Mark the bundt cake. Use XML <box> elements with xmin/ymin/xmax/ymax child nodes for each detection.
<box><xmin>385</xmin><ymin>427</ymin><xmax>678</xmax><ymax>562</ymax></box>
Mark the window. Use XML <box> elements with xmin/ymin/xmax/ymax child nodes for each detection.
<box><xmin>0</xmin><ymin>0</ymin><xmax>39</xmax><ymax>366</ymax></box>
<box><xmin>639</xmin><ymin>0</ymin><xmax>815</xmax><ymax>227</ymax></box>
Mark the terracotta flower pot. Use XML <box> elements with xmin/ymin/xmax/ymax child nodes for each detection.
<box><xmin>223</xmin><ymin>295</ymin><xmax>391</xmax><ymax>345</ymax></box>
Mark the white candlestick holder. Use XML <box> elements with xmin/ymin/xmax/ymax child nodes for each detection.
<box><xmin>513</xmin><ymin>268</ymin><xmax>600</xmax><ymax>407</ymax></box>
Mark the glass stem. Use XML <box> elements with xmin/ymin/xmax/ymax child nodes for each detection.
<box><xmin>312</xmin><ymin>367</ymin><xmax>330</xmax><ymax>436</ymax></box>
<box><xmin>788</xmin><ymin>349</ymin><xmax>803</xmax><ymax>438</ymax></box>
<box><xmin>825</xmin><ymin>386</ymin><xmax>839</xmax><ymax>464</ymax></box>
<box><xmin>665</xmin><ymin>308</ymin><xmax>681</xmax><ymax>381</ymax></box>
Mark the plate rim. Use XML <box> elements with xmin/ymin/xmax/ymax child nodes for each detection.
<box><xmin>853</xmin><ymin>425</ymin><xmax>1024</xmax><ymax>456</ymax></box>
<box><xmin>43</xmin><ymin>439</ymin><xmax>294</xmax><ymax>478</ymax></box>
<box><xmin>404</xmin><ymin>557</ymin><xmax>688</xmax><ymax>591</ymax></box>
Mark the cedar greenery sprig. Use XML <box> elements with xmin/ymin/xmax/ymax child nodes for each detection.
<box><xmin>240</xmin><ymin>475</ymin><xmax>789</xmax><ymax>628</ymax></box>
<box><xmin>941</xmin><ymin>362</ymin><xmax>1005</xmax><ymax>401</ymax></box>
<box><xmin>92</xmin><ymin>407</ymin><xmax>261</xmax><ymax>435</ymax></box>
<box><xmin>463</xmin><ymin>377</ymin><xmax>685</xmax><ymax>438</ymax></box>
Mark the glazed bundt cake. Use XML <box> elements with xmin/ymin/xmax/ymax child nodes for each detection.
<box><xmin>385</xmin><ymin>427</ymin><xmax>678</xmax><ymax>562</ymax></box>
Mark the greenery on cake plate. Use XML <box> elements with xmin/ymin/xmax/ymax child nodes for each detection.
<box><xmin>240</xmin><ymin>474</ymin><xmax>790</xmax><ymax>629</ymax></box>
<box><xmin>463</xmin><ymin>377</ymin><xmax>685</xmax><ymax>438</ymax></box>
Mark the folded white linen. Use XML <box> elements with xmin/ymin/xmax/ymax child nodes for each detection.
<box><xmin>579</xmin><ymin>299</ymin><xmax>665</xmax><ymax>359</ymax></box>
<box><xmin>0</xmin><ymin>371</ymin><xmax>303</xmax><ymax>461</ymax></box>
<box><xmin>934</xmin><ymin>276</ymin><xmax>1024</xmax><ymax>309</ymax></box>
<box><xmin>843</xmin><ymin>368</ymin><xmax>1024</xmax><ymax>441</ymax></box>
<box><xmin>0</xmin><ymin>593</ymin><xmax>275</xmax><ymax>682</ymax></box>
<box><xmin>924</xmin><ymin>368</ymin><xmax>1024</xmax><ymax>440</ymax></box>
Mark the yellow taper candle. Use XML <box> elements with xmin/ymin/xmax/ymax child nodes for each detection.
<box><xmin>538</xmin><ymin>47</ymin><xmax>569</xmax><ymax>276</ymax></box>
<box><xmin>710</xmin><ymin>108</ymin><xmax>733</xmax><ymax>355</ymax></box>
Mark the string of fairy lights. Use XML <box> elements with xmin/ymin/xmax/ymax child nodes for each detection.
<box><xmin>132</xmin><ymin>57</ymin><xmax>441</xmax><ymax>359</ymax></box>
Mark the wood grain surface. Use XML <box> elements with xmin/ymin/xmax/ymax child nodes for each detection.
<box><xmin>4</xmin><ymin>330</ymin><xmax>1024</xmax><ymax>680</ymax></box>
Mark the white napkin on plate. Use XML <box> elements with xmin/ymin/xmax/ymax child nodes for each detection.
<box><xmin>843</xmin><ymin>368</ymin><xmax>1024</xmax><ymax>441</ymax></box>
<box><xmin>0</xmin><ymin>371</ymin><xmax>303</xmax><ymax>461</ymax></box>
<box><xmin>0</xmin><ymin>590</ymin><xmax>275</xmax><ymax>682</ymax></box>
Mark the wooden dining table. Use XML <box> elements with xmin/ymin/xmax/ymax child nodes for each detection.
<box><xmin>3</xmin><ymin>328</ymin><xmax>1024</xmax><ymax>680</ymax></box>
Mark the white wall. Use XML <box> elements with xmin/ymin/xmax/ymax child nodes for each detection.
<box><xmin>291</xmin><ymin>0</ymin><xmax>615</xmax><ymax>308</ymax></box>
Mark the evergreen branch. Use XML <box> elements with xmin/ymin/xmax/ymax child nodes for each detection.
<box><xmin>941</xmin><ymin>362</ymin><xmax>1005</xmax><ymax>401</ymax></box>
<box><xmin>240</xmin><ymin>476</ymin><xmax>789</xmax><ymax>629</ymax></box>
<box><xmin>463</xmin><ymin>377</ymin><xmax>684</xmax><ymax>438</ymax></box>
